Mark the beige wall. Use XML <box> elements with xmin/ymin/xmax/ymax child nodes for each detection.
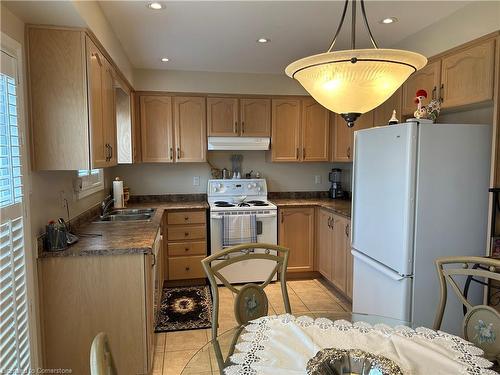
<box><xmin>1</xmin><ymin>4</ymin><xmax>110</xmax><ymax>239</ymax></box>
<box><xmin>110</xmin><ymin>152</ymin><xmax>351</xmax><ymax>195</ymax></box>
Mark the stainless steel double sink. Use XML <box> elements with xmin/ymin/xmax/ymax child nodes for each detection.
<box><xmin>95</xmin><ymin>208</ymin><xmax>156</xmax><ymax>222</ymax></box>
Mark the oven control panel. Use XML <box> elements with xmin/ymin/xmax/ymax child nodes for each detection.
<box><xmin>208</xmin><ymin>179</ymin><xmax>267</xmax><ymax>196</ymax></box>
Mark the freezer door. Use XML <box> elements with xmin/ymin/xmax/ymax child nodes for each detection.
<box><xmin>352</xmin><ymin>250</ymin><xmax>412</xmax><ymax>322</ymax></box>
<box><xmin>352</xmin><ymin>123</ymin><xmax>417</xmax><ymax>275</ymax></box>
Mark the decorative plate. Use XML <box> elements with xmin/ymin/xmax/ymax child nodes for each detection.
<box><xmin>306</xmin><ymin>348</ymin><xmax>403</xmax><ymax>375</ymax></box>
<box><xmin>234</xmin><ymin>283</ymin><xmax>268</xmax><ymax>325</ymax></box>
<box><xmin>463</xmin><ymin>305</ymin><xmax>500</xmax><ymax>360</ymax></box>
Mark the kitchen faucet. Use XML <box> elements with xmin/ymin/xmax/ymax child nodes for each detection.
<box><xmin>101</xmin><ymin>195</ymin><xmax>114</xmax><ymax>217</ymax></box>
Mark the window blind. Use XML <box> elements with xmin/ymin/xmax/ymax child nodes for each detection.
<box><xmin>0</xmin><ymin>50</ymin><xmax>31</xmax><ymax>373</ymax></box>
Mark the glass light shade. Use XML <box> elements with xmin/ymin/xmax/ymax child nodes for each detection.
<box><xmin>285</xmin><ymin>49</ymin><xmax>427</xmax><ymax>115</ymax></box>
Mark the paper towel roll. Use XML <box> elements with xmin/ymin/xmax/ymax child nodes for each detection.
<box><xmin>113</xmin><ymin>178</ymin><xmax>124</xmax><ymax>208</ymax></box>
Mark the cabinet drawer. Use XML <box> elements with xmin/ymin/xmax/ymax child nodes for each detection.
<box><xmin>167</xmin><ymin>211</ymin><xmax>206</xmax><ymax>225</ymax></box>
<box><xmin>167</xmin><ymin>225</ymin><xmax>206</xmax><ymax>241</ymax></box>
<box><xmin>168</xmin><ymin>242</ymin><xmax>206</xmax><ymax>257</ymax></box>
<box><xmin>168</xmin><ymin>256</ymin><xmax>205</xmax><ymax>280</ymax></box>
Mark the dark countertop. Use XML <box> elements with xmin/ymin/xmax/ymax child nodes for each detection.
<box><xmin>39</xmin><ymin>201</ymin><xmax>208</xmax><ymax>258</ymax></box>
<box><xmin>270</xmin><ymin>198</ymin><xmax>351</xmax><ymax>218</ymax></box>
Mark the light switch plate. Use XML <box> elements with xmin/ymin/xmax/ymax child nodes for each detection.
<box><xmin>193</xmin><ymin>176</ymin><xmax>200</xmax><ymax>186</ymax></box>
<box><xmin>314</xmin><ymin>175</ymin><xmax>321</xmax><ymax>184</ymax></box>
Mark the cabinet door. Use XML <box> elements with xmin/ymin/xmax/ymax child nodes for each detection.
<box><xmin>240</xmin><ymin>98</ymin><xmax>271</xmax><ymax>137</ymax></box>
<box><xmin>441</xmin><ymin>39</ymin><xmax>495</xmax><ymax>108</ymax></box>
<box><xmin>207</xmin><ymin>97</ymin><xmax>239</xmax><ymax>136</ymax></box>
<box><xmin>140</xmin><ymin>96</ymin><xmax>173</xmax><ymax>162</ymax></box>
<box><xmin>279</xmin><ymin>207</ymin><xmax>314</xmax><ymax>272</ymax></box>
<box><xmin>345</xmin><ymin>221</ymin><xmax>353</xmax><ymax>299</ymax></box>
<box><xmin>86</xmin><ymin>38</ymin><xmax>107</xmax><ymax>168</ymax></box>
<box><xmin>332</xmin><ymin>112</ymin><xmax>372</xmax><ymax>162</ymax></box>
<box><xmin>174</xmin><ymin>96</ymin><xmax>206</xmax><ymax>162</ymax></box>
<box><xmin>271</xmin><ymin>99</ymin><xmax>301</xmax><ymax>162</ymax></box>
<box><xmin>144</xmin><ymin>254</ymin><xmax>154</xmax><ymax>372</ymax></box>
<box><xmin>373</xmin><ymin>88</ymin><xmax>402</xmax><ymax>126</ymax></box>
<box><xmin>102</xmin><ymin>59</ymin><xmax>117</xmax><ymax>166</ymax></box>
<box><xmin>331</xmin><ymin>216</ymin><xmax>347</xmax><ymax>292</ymax></box>
<box><xmin>301</xmin><ymin>99</ymin><xmax>329</xmax><ymax>161</ymax></box>
<box><xmin>402</xmin><ymin>61</ymin><xmax>441</xmax><ymax>115</ymax></box>
<box><xmin>317</xmin><ymin>209</ymin><xmax>333</xmax><ymax>280</ymax></box>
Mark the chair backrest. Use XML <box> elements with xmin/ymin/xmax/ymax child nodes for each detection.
<box><xmin>90</xmin><ymin>332</ymin><xmax>117</xmax><ymax>375</ymax></box>
<box><xmin>434</xmin><ymin>256</ymin><xmax>500</xmax><ymax>360</ymax></box>
<box><xmin>202</xmin><ymin>243</ymin><xmax>291</xmax><ymax>339</ymax></box>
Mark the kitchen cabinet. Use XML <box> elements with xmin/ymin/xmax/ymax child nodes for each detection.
<box><xmin>331</xmin><ymin>111</ymin><xmax>373</xmax><ymax>162</ymax></box>
<box><xmin>27</xmin><ymin>27</ymin><xmax>121</xmax><ymax>170</ymax></box>
<box><xmin>278</xmin><ymin>207</ymin><xmax>315</xmax><ymax>272</ymax></box>
<box><xmin>402</xmin><ymin>61</ymin><xmax>441</xmax><ymax>116</ymax></box>
<box><xmin>240</xmin><ymin>98</ymin><xmax>271</xmax><ymax>136</ymax></box>
<box><xmin>272</xmin><ymin>99</ymin><xmax>329</xmax><ymax>162</ymax></box>
<box><xmin>440</xmin><ymin>39</ymin><xmax>495</xmax><ymax>109</ymax></box>
<box><xmin>174</xmin><ymin>96</ymin><xmax>207</xmax><ymax>162</ymax></box>
<box><xmin>140</xmin><ymin>95</ymin><xmax>173</xmax><ymax>162</ymax></box>
<box><xmin>165</xmin><ymin>209</ymin><xmax>207</xmax><ymax>280</ymax></box>
<box><xmin>345</xmin><ymin>221</ymin><xmax>353</xmax><ymax>299</ymax></box>
<box><xmin>207</xmin><ymin>97</ymin><xmax>239</xmax><ymax>136</ymax></box>
<box><xmin>317</xmin><ymin>209</ymin><xmax>333</xmax><ymax>280</ymax></box>
<box><xmin>373</xmin><ymin>88</ymin><xmax>402</xmax><ymax>126</ymax></box>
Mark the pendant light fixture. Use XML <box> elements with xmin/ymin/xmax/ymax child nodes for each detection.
<box><xmin>285</xmin><ymin>0</ymin><xmax>427</xmax><ymax>127</ymax></box>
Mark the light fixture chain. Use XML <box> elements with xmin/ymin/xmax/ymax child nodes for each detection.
<box><xmin>361</xmin><ymin>0</ymin><xmax>379</xmax><ymax>48</ymax></box>
<box><xmin>327</xmin><ymin>0</ymin><xmax>349</xmax><ymax>52</ymax></box>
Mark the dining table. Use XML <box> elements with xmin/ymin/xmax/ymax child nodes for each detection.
<box><xmin>180</xmin><ymin>311</ymin><xmax>497</xmax><ymax>375</ymax></box>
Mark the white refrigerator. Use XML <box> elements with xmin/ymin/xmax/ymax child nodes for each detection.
<box><xmin>351</xmin><ymin>122</ymin><xmax>491</xmax><ymax>335</ymax></box>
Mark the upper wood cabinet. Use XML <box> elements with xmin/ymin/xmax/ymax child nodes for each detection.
<box><xmin>140</xmin><ymin>95</ymin><xmax>206</xmax><ymax>163</ymax></box>
<box><xmin>27</xmin><ymin>27</ymin><xmax>120</xmax><ymax>170</ymax></box>
<box><xmin>402</xmin><ymin>61</ymin><xmax>441</xmax><ymax>116</ymax></box>
<box><xmin>271</xmin><ymin>99</ymin><xmax>301</xmax><ymax>161</ymax></box>
<box><xmin>279</xmin><ymin>207</ymin><xmax>315</xmax><ymax>273</ymax></box>
<box><xmin>440</xmin><ymin>39</ymin><xmax>495</xmax><ymax>108</ymax></box>
<box><xmin>174</xmin><ymin>97</ymin><xmax>207</xmax><ymax>162</ymax></box>
<box><xmin>302</xmin><ymin>99</ymin><xmax>330</xmax><ymax>161</ymax></box>
<box><xmin>373</xmin><ymin>88</ymin><xmax>402</xmax><ymax>126</ymax></box>
<box><xmin>240</xmin><ymin>98</ymin><xmax>271</xmax><ymax>136</ymax></box>
<box><xmin>140</xmin><ymin>96</ymin><xmax>173</xmax><ymax>162</ymax></box>
<box><xmin>331</xmin><ymin>111</ymin><xmax>373</xmax><ymax>162</ymax></box>
<box><xmin>272</xmin><ymin>99</ymin><xmax>329</xmax><ymax>162</ymax></box>
<box><xmin>207</xmin><ymin>98</ymin><xmax>239</xmax><ymax>136</ymax></box>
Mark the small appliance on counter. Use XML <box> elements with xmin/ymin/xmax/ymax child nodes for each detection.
<box><xmin>329</xmin><ymin>168</ymin><xmax>344</xmax><ymax>199</ymax></box>
<box><xmin>44</xmin><ymin>218</ymin><xmax>78</xmax><ymax>251</ymax></box>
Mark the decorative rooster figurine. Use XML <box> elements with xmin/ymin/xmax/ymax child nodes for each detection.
<box><xmin>413</xmin><ymin>89</ymin><xmax>441</xmax><ymax>122</ymax></box>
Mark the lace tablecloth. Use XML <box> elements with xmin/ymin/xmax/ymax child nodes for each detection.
<box><xmin>225</xmin><ymin>314</ymin><xmax>497</xmax><ymax>375</ymax></box>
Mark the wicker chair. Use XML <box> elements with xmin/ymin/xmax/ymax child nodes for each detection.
<box><xmin>90</xmin><ymin>332</ymin><xmax>117</xmax><ymax>375</ymax></box>
<box><xmin>202</xmin><ymin>243</ymin><xmax>291</xmax><ymax>340</ymax></box>
<box><xmin>434</xmin><ymin>256</ymin><xmax>500</xmax><ymax>362</ymax></box>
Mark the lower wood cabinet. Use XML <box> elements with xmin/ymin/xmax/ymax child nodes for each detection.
<box><xmin>164</xmin><ymin>209</ymin><xmax>207</xmax><ymax>280</ymax></box>
<box><xmin>317</xmin><ymin>208</ymin><xmax>353</xmax><ymax>299</ymax></box>
<box><xmin>278</xmin><ymin>207</ymin><xmax>315</xmax><ymax>272</ymax></box>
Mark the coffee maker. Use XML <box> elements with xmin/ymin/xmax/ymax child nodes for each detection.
<box><xmin>329</xmin><ymin>168</ymin><xmax>344</xmax><ymax>199</ymax></box>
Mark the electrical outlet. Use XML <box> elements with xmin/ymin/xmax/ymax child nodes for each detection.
<box><xmin>59</xmin><ymin>190</ymin><xmax>67</xmax><ymax>208</ymax></box>
<box><xmin>314</xmin><ymin>175</ymin><xmax>322</xmax><ymax>184</ymax></box>
<box><xmin>193</xmin><ymin>176</ymin><xmax>200</xmax><ymax>186</ymax></box>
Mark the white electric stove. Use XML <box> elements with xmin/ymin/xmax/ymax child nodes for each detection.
<box><xmin>207</xmin><ymin>179</ymin><xmax>277</xmax><ymax>284</ymax></box>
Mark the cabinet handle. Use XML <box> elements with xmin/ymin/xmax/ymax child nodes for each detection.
<box><xmin>281</xmin><ymin>211</ymin><xmax>284</xmax><ymax>223</ymax></box>
<box><xmin>105</xmin><ymin>144</ymin><xmax>110</xmax><ymax>161</ymax></box>
<box><xmin>184</xmin><ymin>232</ymin><xmax>189</xmax><ymax>237</ymax></box>
<box><xmin>169</xmin><ymin>147</ymin><xmax>173</xmax><ymax>160</ymax></box>
<box><xmin>327</xmin><ymin>217</ymin><xmax>331</xmax><ymax>228</ymax></box>
<box><xmin>234</xmin><ymin>121</ymin><xmax>237</xmax><ymax>133</ymax></box>
<box><xmin>241</xmin><ymin>121</ymin><xmax>245</xmax><ymax>134</ymax></box>
<box><xmin>345</xmin><ymin>224</ymin><xmax>349</xmax><ymax>237</ymax></box>
<box><xmin>303</xmin><ymin>148</ymin><xmax>306</xmax><ymax>159</ymax></box>
<box><xmin>432</xmin><ymin>86</ymin><xmax>437</xmax><ymax>100</ymax></box>
<box><xmin>347</xmin><ymin>146</ymin><xmax>351</xmax><ymax>159</ymax></box>
<box><xmin>109</xmin><ymin>145</ymin><xmax>113</xmax><ymax>160</ymax></box>
<box><xmin>152</xmin><ymin>253</ymin><xmax>156</xmax><ymax>267</ymax></box>
<box><xmin>185</xmin><ymin>248</ymin><xmax>189</xmax><ymax>252</ymax></box>
<box><xmin>184</xmin><ymin>216</ymin><xmax>189</xmax><ymax>221</ymax></box>
<box><xmin>440</xmin><ymin>83</ymin><xmax>444</xmax><ymax>102</ymax></box>
<box><xmin>177</xmin><ymin>147</ymin><xmax>181</xmax><ymax>159</ymax></box>
<box><xmin>185</xmin><ymin>267</ymin><xmax>190</xmax><ymax>271</ymax></box>
<box><xmin>296</xmin><ymin>148</ymin><xmax>299</xmax><ymax>160</ymax></box>
<box><xmin>330</xmin><ymin>218</ymin><xmax>334</xmax><ymax>229</ymax></box>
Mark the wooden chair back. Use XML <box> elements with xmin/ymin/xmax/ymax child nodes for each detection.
<box><xmin>434</xmin><ymin>256</ymin><xmax>500</xmax><ymax>361</ymax></box>
<box><xmin>90</xmin><ymin>332</ymin><xmax>117</xmax><ymax>375</ymax></box>
<box><xmin>202</xmin><ymin>243</ymin><xmax>291</xmax><ymax>339</ymax></box>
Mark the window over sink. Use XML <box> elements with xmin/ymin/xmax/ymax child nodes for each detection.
<box><xmin>75</xmin><ymin>169</ymin><xmax>104</xmax><ymax>199</ymax></box>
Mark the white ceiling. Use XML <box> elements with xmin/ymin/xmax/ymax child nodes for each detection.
<box><xmin>98</xmin><ymin>1</ymin><xmax>471</xmax><ymax>74</ymax></box>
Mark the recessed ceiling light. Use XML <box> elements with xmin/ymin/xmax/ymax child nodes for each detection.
<box><xmin>257</xmin><ymin>38</ymin><xmax>270</xmax><ymax>43</ymax></box>
<box><xmin>147</xmin><ymin>2</ymin><xmax>164</xmax><ymax>10</ymax></box>
<box><xmin>161</xmin><ymin>57</ymin><xmax>169</xmax><ymax>62</ymax></box>
<box><xmin>380</xmin><ymin>17</ymin><xmax>398</xmax><ymax>24</ymax></box>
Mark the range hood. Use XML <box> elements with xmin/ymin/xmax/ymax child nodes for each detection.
<box><xmin>207</xmin><ymin>137</ymin><xmax>270</xmax><ymax>151</ymax></box>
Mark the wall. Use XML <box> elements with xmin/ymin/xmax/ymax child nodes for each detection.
<box><xmin>111</xmin><ymin>151</ymin><xmax>352</xmax><ymax>195</ymax></box>
<box><xmin>134</xmin><ymin>69</ymin><xmax>306</xmax><ymax>95</ymax></box>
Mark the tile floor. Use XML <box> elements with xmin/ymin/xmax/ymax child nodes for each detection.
<box><xmin>152</xmin><ymin>278</ymin><xmax>351</xmax><ymax>375</ymax></box>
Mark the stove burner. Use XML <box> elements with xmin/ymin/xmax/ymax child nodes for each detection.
<box><xmin>214</xmin><ymin>201</ymin><xmax>235</xmax><ymax>207</ymax></box>
<box><xmin>247</xmin><ymin>200</ymin><xmax>269</xmax><ymax>206</ymax></box>
<box><xmin>238</xmin><ymin>202</ymin><xmax>250</xmax><ymax>207</ymax></box>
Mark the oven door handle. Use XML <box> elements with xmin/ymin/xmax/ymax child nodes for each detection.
<box><xmin>211</xmin><ymin>213</ymin><xmax>277</xmax><ymax>219</ymax></box>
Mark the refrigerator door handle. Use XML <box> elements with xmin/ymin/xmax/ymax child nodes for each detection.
<box><xmin>351</xmin><ymin>249</ymin><xmax>408</xmax><ymax>281</ymax></box>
